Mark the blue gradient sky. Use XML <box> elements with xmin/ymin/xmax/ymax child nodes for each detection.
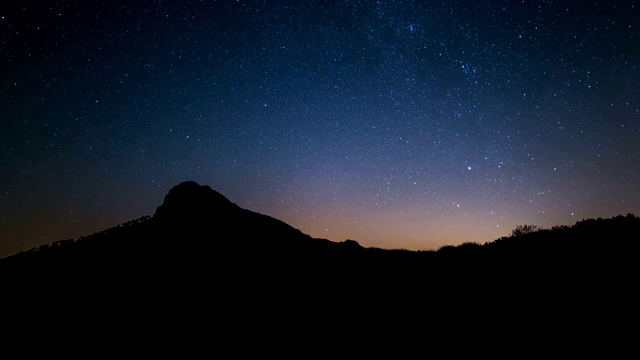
<box><xmin>1</xmin><ymin>0</ymin><xmax>639</xmax><ymax>258</ymax></box>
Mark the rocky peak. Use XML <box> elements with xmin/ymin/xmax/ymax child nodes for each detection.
<box><xmin>154</xmin><ymin>181</ymin><xmax>238</xmax><ymax>221</ymax></box>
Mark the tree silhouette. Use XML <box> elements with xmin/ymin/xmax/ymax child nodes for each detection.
<box><xmin>510</xmin><ymin>224</ymin><xmax>538</xmax><ymax>237</ymax></box>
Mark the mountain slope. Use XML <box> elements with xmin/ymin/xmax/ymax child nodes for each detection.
<box><xmin>0</xmin><ymin>181</ymin><xmax>365</xmax><ymax>282</ymax></box>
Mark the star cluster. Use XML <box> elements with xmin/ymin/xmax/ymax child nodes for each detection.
<box><xmin>1</xmin><ymin>0</ymin><xmax>639</xmax><ymax>257</ymax></box>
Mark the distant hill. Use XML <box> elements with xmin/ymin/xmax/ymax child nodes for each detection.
<box><xmin>0</xmin><ymin>181</ymin><xmax>368</xmax><ymax>293</ymax></box>
<box><xmin>2</xmin><ymin>180</ymin><xmax>638</xmax><ymax>281</ymax></box>
<box><xmin>1</xmin><ymin>181</ymin><xmax>637</xmax><ymax>350</ymax></box>
<box><xmin>3</xmin><ymin>180</ymin><xmax>637</xmax><ymax>271</ymax></box>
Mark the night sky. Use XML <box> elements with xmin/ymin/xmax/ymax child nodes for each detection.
<box><xmin>1</xmin><ymin>0</ymin><xmax>639</xmax><ymax>258</ymax></box>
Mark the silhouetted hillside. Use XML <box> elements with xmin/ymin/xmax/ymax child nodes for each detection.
<box><xmin>1</xmin><ymin>181</ymin><xmax>368</xmax><ymax>285</ymax></box>
<box><xmin>2</xmin><ymin>181</ymin><xmax>638</xmax><ymax>282</ymax></box>
<box><xmin>1</xmin><ymin>181</ymin><xmax>637</xmax><ymax>351</ymax></box>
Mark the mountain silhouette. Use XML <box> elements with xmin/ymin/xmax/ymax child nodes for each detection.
<box><xmin>2</xmin><ymin>180</ymin><xmax>637</xmax><ymax>283</ymax></box>
<box><xmin>152</xmin><ymin>181</ymin><xmax>362</xmax><ymax>256</ymax></box>
<box><xmin>1</xmin><ymin>181</ymin><xmax>637</xmax><ymax>353</ymax></box>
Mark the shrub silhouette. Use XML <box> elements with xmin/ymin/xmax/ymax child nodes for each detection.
<box><xmin>510</xmin><ymin>224</ymin><xmax>538</xmax><ymax>237</ymax></box>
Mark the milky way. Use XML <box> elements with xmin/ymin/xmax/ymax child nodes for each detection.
<box><xmin>1</xmin><ymin>1</ymin><xmax>639</xmax><ymax>258</ymax></box>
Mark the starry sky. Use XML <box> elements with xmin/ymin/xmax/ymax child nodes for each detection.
<box><xmin>1</xmin><ymin>0</ymin><xmax>639</xmax><ymax>258</ymax></box>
